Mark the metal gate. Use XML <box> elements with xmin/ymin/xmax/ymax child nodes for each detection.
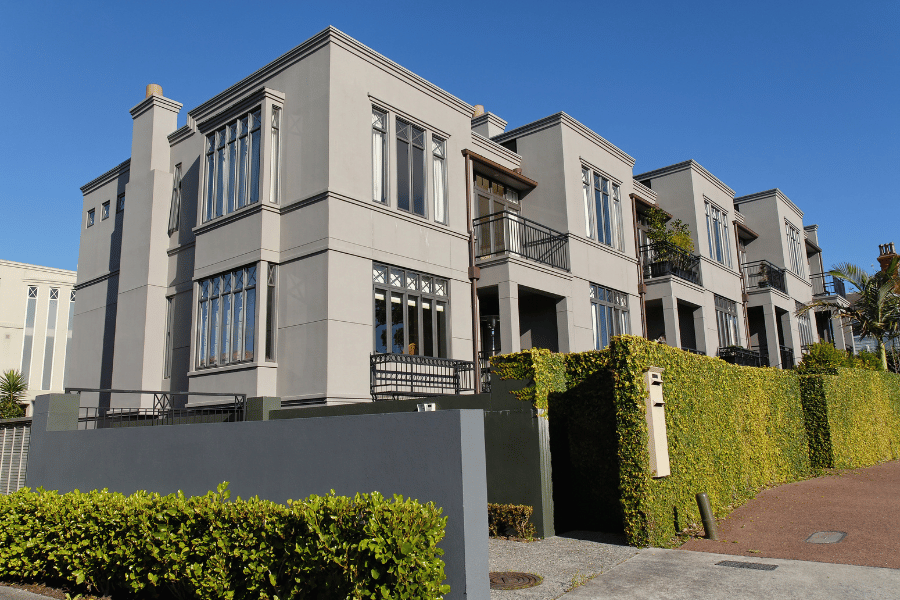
<box><xmin>0</xmin><ymin>418</ymin><xmax>31</xmax><ymax>494</ymax></box>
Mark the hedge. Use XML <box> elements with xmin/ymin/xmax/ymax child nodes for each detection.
<box><xmin>492</xmin><ymin>336</ymin><xmax>900</xmax><ymax>548</ymax></box>
<box><xmin>0</xmin><ymin>484</ymin><xmax>449</xmax><ymax>599</ymax></box>
<box><xmin>487</xmin><ymin>503</ymin><xmax>536</xmax><ymax>540</ymax></box>
<box><xmin>801</xmin><ymin>369</ymin><xmax>900</xmax><ymax>469</ymax></box>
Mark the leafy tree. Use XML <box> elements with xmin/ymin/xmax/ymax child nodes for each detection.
<box><xmin>798</xmin><ymin>257</ymin><xmax>900</xmax><ymax>370</ymax></box>
<box><xmin>0</xmin><ymin>369</ymin><xmax>27</xmax><ymax>419</ymax></box>
<box><xmin>646</xmin><ymin>207</ymin><xmax>695</xmax><ymax>254</ymax></box>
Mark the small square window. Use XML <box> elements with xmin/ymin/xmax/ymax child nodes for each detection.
<box><xmin>28</xmin><ymin>286</ymin><xmax>38</xmax><ymax>299</ymax></box>
<box><xmin>101</xmin><ymin>201</ymin><xmax>110</xmax><ymax>220</ymax></box>
<box><xmin>86</xmin><ymin>209</ymin><xmax>95</xmax><ymax>228</ymax></box>
<box><xmin>50</xmin><ymin>288</ymin><xmax>59</xmax><ymax>300</ymax></box>
<box><xmin>117</xmin><ymin>193</ymin><xmax>125</xmax><ymax>212</ymax></box>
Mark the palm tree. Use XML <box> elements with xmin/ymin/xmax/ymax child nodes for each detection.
<box><xmin>798</xmin><ymin>257</ymin><xmax>900</xmax><ymax>370</ymax></box>
<box><xmin>0</xmin><ymin>369</ymin><xmax>28</xmax><ymax>419</ymax></box>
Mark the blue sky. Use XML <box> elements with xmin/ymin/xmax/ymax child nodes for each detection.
<box><xmin>1</xmin><ymin>0</ymin><xmax>896</xmax><ymax>273</ymax></box>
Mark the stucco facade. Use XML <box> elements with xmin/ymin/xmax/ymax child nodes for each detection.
<box><xmin>71</xmin><ymin>26</ymin><xmax>844</xmax><ymax>408</ymax></box>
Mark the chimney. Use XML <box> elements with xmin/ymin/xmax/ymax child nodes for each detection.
<box><xmin>471</xmin><ymin>105</ymin><xmax>508</xmax><ymax>139</ymax></box>
<box><xmin>878</xmin><ymin>242</ymin><xmax>899</xmax><ymax>292</ymax></box>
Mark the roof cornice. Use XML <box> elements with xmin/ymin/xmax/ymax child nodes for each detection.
<box><xmin>80</xmin><ymin>159</ymin><xmax>130</xmax><ymax>195</ymax></box>
<box><xmin>187</xmin><ymin>26</ymin><xmax>474</xmax><ymax>126</ymax></box>
<box><xmin>470</xmin><ymin>132</ymin><xmax>522</xmax><ymax>167</ymax></box>
<box><xmin>168</xmin><ymin>124</ymin><xmax>194</xmax><ymax>145</ymax></box>
<box><xmin>472</xmin><ymin>111</ymin><xmax>507</xmax><ymax>130</ymax></box>
<box><xmin>129</xmin><ymin>94</ymin><xmax>183</xmax><ymax>120</ymax></box>
<box><xmin>632</xmin><ymin>179</ymin><xmax>657</xmax><ymax>202</ymax></box>
<box><xmin>0</xmin><ymin>259</ymin><xmax>76</xmax><ymax>277</ymax></box>
<box><xmin>635</xmin><ymin>160</ymin><xmax>735</xmax><ymax>198</ymax></box>
<box><xmin>734</xmin><ymin>188</ymin><xmax>803</xmax><ymax>219</ymax></box>
<box><xmin>493</xmin><ymin>112</ymin><xmax>635</xmax><ymax>168</ymax></box>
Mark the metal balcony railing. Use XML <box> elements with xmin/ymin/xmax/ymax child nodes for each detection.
<box><xmin>742</xmin><ymin>260</ymin><xmax>787</xmax><ymax>293</ymax></box>
<box><xmin>780</xmin><ymin>345</ymin><xmax>795</xmax><ymax>369</ymax></box>
<box><xmin>474</xmin><ymin>211</ymin><xmax>569</xmax><ymax>271</ymax></box>
<box><xmin>370</xmin><ymin>353</ymin><xmax>475</xmax><ymax>401</ymax></box>
<box><xmin>64</xmin><ymin>388</ymin><xmax>247</xmax><ymax>429</ymax></box>
<box><xmin>681</xmin><ymin>347</ymin><xmax>706</xmax><ymax>356</ymax></box>
<box><xmin>811</xmin><ymin>273</ymin><xmax>847</xmax><ymax>298</ymax></box>
<box><xmin>718</xmin><ymin>346</ymin><xmax>767</xmax><ymax>367</ymax></box>
<box><xmin>478</xmin><ymin>351</ymin><xmax>500</xmax><ymax>393</ymax></box>
<box><xmin>640</xmin><ymin>241</ymin><xmax>702</xmax><ymax>286</ymax></box>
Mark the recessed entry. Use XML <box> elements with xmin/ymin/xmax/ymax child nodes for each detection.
<box><xmin>806</xmin><ymin>531</ymin><xmax>847</xmax><ymax>544</ymax></box>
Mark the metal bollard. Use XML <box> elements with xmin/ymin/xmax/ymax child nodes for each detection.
<box><xmin>695</xmin><ymin>492</ymin><xmax>719</xmax><ymax>540</ymax></box>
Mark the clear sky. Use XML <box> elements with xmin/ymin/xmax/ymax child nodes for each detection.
<box><xmin>1</xmin><ymin>0</ymin><xmax>896</xmax><ymax>273</ymax></box>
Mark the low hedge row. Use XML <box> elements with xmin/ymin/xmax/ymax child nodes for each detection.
<box><xmin>0</xmin><ymin>484</ymin><xmax>449</xmax><ymax>599</ymax></box>
<box><xmin>487</xmin><ymin>503</ymin><xmax>536</xmax><ymax>540</ymax></box>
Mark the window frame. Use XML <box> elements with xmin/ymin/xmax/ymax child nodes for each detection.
<box><xmin>168</xmin><ymin>163</ymin><xmax>182</xmax><ymax>235</ymax></box>
<box><xmin>705</xmin><ymin>200</ymin><xmax>733</xmax><ymax>268</ymax></box>
<box><xmin>786</xmin><ymin>221</ymin><xmax>805</xmax><ymax>278</ymax></box>
<box><xmin>432</xmin><ymin>135</ymin><xmax>448</xmax><ymax>224</ymax></box>
<box><xmin>116</xmin><ymin>193</ymin><xmax>125</xmax><ymax>213</ymax></box>
<box><xmin>581</xmin><ymin>166</ymin><xmax>624</xmax><ymax>251</ymax></box>
<box><xmin>372</xmin><ymin>263</ymin><xmax>450</xmax><ymax>358</ymax></box>
<box><xmin>590</xmin><ymin>283</ymin><xmax>630</xmax><ymax>350</ymax></box>
<box><xmin>372</xmin><ymin>106</ymin><xmax>389</xmax><ymax>204</ymax></box>
<box><xmin>86</xmin><ymin>209</ymin><xmax>95</xmax><ymax>228</ymax></box>
<box><xmin>101</xmin><ymin>201</ymin><xmax>110</xmax><ymax>221</ymax></box>
<box><xmin>195</xmin><ymin>264</ymin><xmax>259</xmax><ymax>370</ymax></box>
<box><xmin>264</xmin><ymin>263</ymin><xmax>277</xmax><ymax>362</ymax></box>
<box><xmin>714</xmin><ymin>294</ymin><xmax>740</xmax><ymax>348</ymax></box>
<box><xmin>163</xmin><ymin>296</ymin><xmax>174</xmax><ymax>379</ymax></box>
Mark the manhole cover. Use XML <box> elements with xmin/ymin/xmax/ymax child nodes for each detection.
<box><xmin>489</xmin><ymin>572</ymin><xmax>543</xmax><ymax>590</ymax></box>
<box><xmin>806</xmin><ymin>531</ymin><xmax>847</xmax><ymax>544</ymax></box>
<box><xmin>716</xmin><ymin>560</ymin><xmax>778</xmax><ymax>571</ymax></box>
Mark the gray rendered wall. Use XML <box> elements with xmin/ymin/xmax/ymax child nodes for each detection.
<box><xmin>274</xmin><ymin>377</ymin><xmax>555</xmax><ymax>538</ymax></box>
<box><xmin>27</xmin><ymin>395</ymin><xmax>488</xmax><ymax>600</ymax></box>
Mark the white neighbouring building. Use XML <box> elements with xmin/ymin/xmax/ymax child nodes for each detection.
<box><xmin>0</xmin><ymin>260</ymin><xmax>77</xmax><ymax>414</ymax></box>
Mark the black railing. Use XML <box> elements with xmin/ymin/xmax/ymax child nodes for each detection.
<box><xmin>473</xmin><ymin>211</ymin><xmax>569</xmax><ymax>271</ymax></box>
<box><xmin>640</xmin><ymin>241</ymin><xmax>702</xmax><ymax>285</ymax></box>
<box><xmin>718</xmin><ymin>346</ymin><xmax>767</xmax><ymax>367</ymax></box>
<box><xmin>780</xmin><ymin>345</ymin><xmax>795</xmax><ymax>369</ymax></box>
<box><xmin>479</xmin><ymin>351</ymin><xmax>498</xmax><ymax>393</ymax></box>
<box><xmin>742</xmin><ymin>260</ymin><xmax>787</xmax><ymax>293</ymax></box>
<box><xmin>370</xmin><ymin>353</ymin><xmax>474</xmax><ymax>401</ymax></box>
<box><xmin>64</xmin><ymin>388</ymin><xmax>247</xmax><ymax>430</ymax></box>
<box><xmin>811</xmin><ymin>273</ymin><xmax>847</xmax><ymax>298</ymax></box>
<box><xmin>681</xmin><ymin>347</ymin><xmax>706</xmax><ymax>356</ymax></box>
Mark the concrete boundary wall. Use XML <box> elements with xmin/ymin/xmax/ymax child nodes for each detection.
<box><xmin>26</xmin><ymin>395</ymin><xmax>489</xmax><ymax>599</ymax></box>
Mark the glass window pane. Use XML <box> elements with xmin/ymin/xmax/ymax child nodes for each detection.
<box><xmin>238</xmin><ymin>132</ymin><xmax>248</xmax><ymax>209</ymax></box>
<box><xmin>222</xmin><ymin>292</ymin><xmax>232</xmax><ymax>364</ymax></box>
<box><xmin>436</xmin><ymin>301</ymin><xmax>448</xmax><ymax>358</ymax></box>
<box><xmin>373</xmin><ymin>128</ymin><xmax>386</xmax><ymax>203</ymax></box>
<box><xmin>375</xmin><ymin>290</ymin><xmax>387</xmax><ymax>353</ymax></box>
<box><xmin>407</xmin><ymin>297</ymin><xmax>419</xmax><ymax>355</ymax></box>
<box><xmin>397</xmin><ymin>138</ymin><xmax>410</xmax><ymax>211</ymax></box>
<box><xmin>199</xmin><ymin>300</ymin><xmax>208</xmax><ymax>367</ymax></box>
<box><xmin>433</xmin><ymin>155</ymin><xmax>446</xmax><ymax>223</ymax></box>
<box><xmin>231</xmin><ymin>290</ymin><xmax>243</xmax><ymax>362</ymax></box>
<box><xmin>249</xmin><ymin>124</ymin><xmax>261</xmax><ymax>205</ymax></box>
<box><xmin>373</xmin><ymin>265</ymin><xmax>386</xmax><ymax>284</ymax></box>
<box><xmin>391</xmin><ymin>292</ymin><xmax>405</xmax><ymax>354</ymax></box>
<box><xmin>209</xmin><ymin>296</ymin><xmax>220</xmax><ymax>364</ymax></box>
<box><xmin>216</xmin><ymin>137</ymin><xmax>226</xmax><ymax>217</ymax></box>
<box><xmin>227</xmin><ymin>129</ymin><xmax>237</xmax><ymax>213</ymax></box>
<box><xmin>422</xmin><ymin>299</ymin><xmax>434</xmax><ymax>357</ymax></box>
<box><xmin>244</xmin><ymin>288</ymin><xmax>256</xmax><ymax>360</ymax></box>
<box><xmin>412</xmin><ymin>143</ymin><xmax>425</xmax><ymax>216</ymax></box>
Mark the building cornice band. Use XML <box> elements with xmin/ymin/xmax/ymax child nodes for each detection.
<box><xmin>635</xmin><ymin>159</ymin><xmax>735</xmax><ymax>198</ymax></box>
<box><xmin>493</xmin><ymin>112</ymin><xmax>636</xmax><ymax>168</ymax></box>
<box><xmin>129</xmin><ymin>95</ymin><xmax>183</xmax><ymax>120</ymax></box>
<box><xmin>734</xmin><ymin>188</ymin><xmax>804</xmax><ymax>219</ymax></box>
<box><xmin>80</xmin><ymin>159</ymin><xmax>130</xmax><ymax>195</ymax></box>
<box><xmin>0</xmin><ymin>259</ymin><xmax>76</xmax><ymax>278</ymax></box>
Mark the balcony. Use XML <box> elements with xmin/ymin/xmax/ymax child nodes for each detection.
<box><xmin>742</xmin><ymin>260</ymin><xmax>787</xmax><ymax>294</ymax></box>
<box><xmin>370</xmin><ymin>353</ymin><xmax>475</xmax><ymax>401</ymax></box>
<box><xmin>474</xmin><ymin>211</ymin><xmax>569</xmax><ymax>271</ymax></box>
<box><xmin>811</xmin><ymin>273</ymin><xmax>847</xmax><ymax>299</ymax></box>
<box><xmin>718</xmin><ymin>346</ymin><xmax>767</xmax><ymax>367</ymax></box>
<box><xmin>751</xmin><ymin>345</ymin><xmax>795</xmax><ymax>369</ymax></box>
<box><xmin>640</xmin><ymin>241</ymin><xmax>702</xmax><ymax>286</ymax></box>
<box><xmin>681</xmin><ymin>347</ymin><xmax>706</xmax><ymax>356</ymax></box>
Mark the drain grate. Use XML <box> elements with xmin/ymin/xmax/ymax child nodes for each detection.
<box><xmin>716</xmin><ymin>560</ymin><xmax>778</xmax><ymax>571</ymax></box>
<box><xmin>489</xmin><ymin>572</ymin><xmax>543</xmax><ymax>590</ymax></box>
<box><xmin>806</xmin><ymin>531</ymin><xmax>847</xmax><ymax>544</ymax></box>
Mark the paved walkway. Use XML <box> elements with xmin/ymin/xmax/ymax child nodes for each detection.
<box><xmin>561</xmin><ymin>548</ymin><xmax>900</xmax><ymax>599</ymax></box>
<box><xmin>681</xmin><ymin>460</ymin><xmax>900</xmax><ymax>568</ymax></box>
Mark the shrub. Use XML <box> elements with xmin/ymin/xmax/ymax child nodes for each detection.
<box><xmin>487</xmin><ymin>504</ymin><xmax>536</xmax><ymax>540</ymax></box>
<box><xmin>0</xmin><ymin>484</ymin><xmax>449</xmax><ymax>599</ymax></box>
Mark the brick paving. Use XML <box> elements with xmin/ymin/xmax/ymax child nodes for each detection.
<box><xmin>680</xmin><ymin>460</ymin><xmax>900</xmax><ymax>569</ymax></box>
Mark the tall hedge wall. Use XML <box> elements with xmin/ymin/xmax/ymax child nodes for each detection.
<box><xmin>802</xmin><ymin>369</ymin><xmax>900</xmax><ymax>469</ymax></box>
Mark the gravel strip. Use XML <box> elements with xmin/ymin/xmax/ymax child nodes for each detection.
<box><xmin>489</xmin><ymin>531</ymin><xmax>639</xmax><ymax>599</ymax></box>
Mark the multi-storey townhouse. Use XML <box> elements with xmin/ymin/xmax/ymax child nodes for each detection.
<box><xmin>633</xmin><ymin>161</ymin><xmax>749</xmax><ymax>359</ymax></box>
<box><xmin>803</xmin><ymin>224</ymin><xmax>855</xmax><ymax>351</ymax></box>
<box><xmin>0</xmin><ymin>260</ymin><xmax>76</xmax><ymax>411</ymax></box>
<box><xmin>70</xmin><ymin>27</ymin><xmax>846</xmax><ymax>409</ymax></box>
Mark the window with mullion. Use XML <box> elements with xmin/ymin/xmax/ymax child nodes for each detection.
<box><xmin>373</xmin><ymin>263</ymin><xmax>448</xmax><ymax>357</ymax></box>
<box><xmin>372</xmin><ymin>108</ymin><xmax>388</xmax><ymax>204</ymax></box>
<box><xmin>786</xmin><ymin>222</ymin><xmax>805</xmax><ymax>277</ymax></box>
<box><xmin>197</xmin><ymin>265</ymin><xmax>257</xmax><ymax>368</ymax></box>
<box><xmin>396</xmin><ymin>119</ymin><xmax>427</xmax><ymax>217</ymax></box>
<box><xmin>590</xmin><ymin>283</ymin><xmax>629</xmax><ymax>350</ymax></box>
<box><xmin>714</xmin><ymin>294</ymin><xmax>740</xmax><ymax>348</ymax></box>
<box><xmin>203</xmin><ymin>109</ymin><xmax>262</xmax><ymax>223</ymax></box>
<box><xmin>582</xmin><ymin>167</ymin><xmax>623</xmax><ymax>250</ymax></box>
<box><xmin>705</xmin><ymin>201</ymin><xmax>732</xmax><ymax>267</ymax></box>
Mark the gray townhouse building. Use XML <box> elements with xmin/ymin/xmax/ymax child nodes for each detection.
<box><xmin>69</xmin><ymin>26</ymin><xmax>849</xmax><ymax>408</ymax></box>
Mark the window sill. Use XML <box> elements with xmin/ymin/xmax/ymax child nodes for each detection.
<box><xmin>188</xmin><ymin>361</ymin><xmax>278</xmax><ymax>377</ymax></box>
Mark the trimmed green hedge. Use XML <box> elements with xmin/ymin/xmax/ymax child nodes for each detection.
<box><xmin>0</xmin><ymin>484</ymin><xmax>449</xmax><ymax>599</ymax></box>
<box><xmin>802</xmin><ymin>369</ymin><xmax>900</xmax><ymax>468</ymax></box>
<box><xmin>495</xmin><ymin>337</ymin><xmax>900</xmax><ymax>548</ymax></box>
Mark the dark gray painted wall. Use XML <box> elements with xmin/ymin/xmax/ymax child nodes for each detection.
<box><xmin>27</xmin><ymin>395</ymin><xmax>488</xmax><ymax>600</ymax></box>
<box><xmin>274</xmin><ymin>378</ymin><xmax>555</xmax><ymax>537</ymax></box>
